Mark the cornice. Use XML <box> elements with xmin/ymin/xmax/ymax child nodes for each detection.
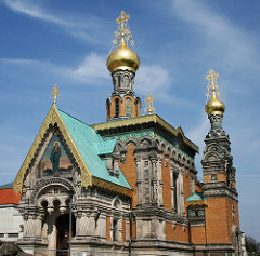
<box><xmin>91</xmin><ymin>114</ymin><xmax>198</xmax><ymax>153</ymax></box>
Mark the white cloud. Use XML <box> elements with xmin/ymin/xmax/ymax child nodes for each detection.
<box><xmin>72</xmin><ymin>53</ymin><xmax>109</xmax><ymax>82</ymax></box>
<box><xmin>135</xmin><ymin>64</ymin><xmax>193</xmax><ymax>106</ymax></box>
<box><xmin>0</xmin><ymin>53</ymin><xmax>109</xmax><ymax>84</ymax></box>
<box><xmin>172</xmin><ymin>0</ymin><xmax>260</xmax><ymax>70</ymax></box>
<box><xmin>135</xmin><ymin>65</ymin><xmax>171</xmax><ymax>95</ymax></box>
<box><xmin>1</xmin><ymin>0</ymin><xmax>109</xmax><ymax>44</ymax></box>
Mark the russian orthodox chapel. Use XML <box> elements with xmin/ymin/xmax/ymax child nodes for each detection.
<box><xmin>4</xmin><ymin>11</ymin><xmax>243</xmax><ymax>256</ymax></box>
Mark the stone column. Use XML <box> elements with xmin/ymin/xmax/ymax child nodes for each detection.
<box><xmin>135</xmin><ymin>158</ymin><xmax>142</xmax><ymax>204</ymax></box>
<box><xmin>151</xmin><ymin>218</ymin><xmax>158</xmax><ymax>239</ymax></box>
<box><xmin>177</xmin><ymin>169</ymin><xmax>184</xmax><ymax>215</ymax></box>
<box><xmin>48</xmin><ymin>214</ymin><xmax>57</xmax><ymax>254</ymax></box>
<box><xmin>170</xmin><ymin>160</ymin><xmax>174</xmax><ymax>209</ymax></box>
<box><xmin>34</xmin><ymin>214</ymin><xmax>43</xmax><ymax>238</ymax></box>
<box><xmin>23</xmin><ymin>214</ymin><xmax>37</xmax><ymax>238</ymax></box>
<box><xmin>125</xmin><ymin>219</ymin><xmax>129</xmax><ymax>241</ymax></box>
<box><xmin>98</xmin><ymin>214</ymin><xmax>106</xmax><ymax>240</ymax></box>
<box><xmin>117</xmin><ymin>218</ymin><xmax>122</xmax><ymax>242</ymax></box>
<box><xmin>157</xmin><ymin>158</ymin><xmax>163</xmax><ymax>205</ymax></box>
<box><xmin>109</xmin><ymin>216</ymin><xmax>114</xmax><ymax>241</ymax></box>
<box><xmin>151</xmin><ymin>158</ymin><xmax>158</xmax><ymax>205</ymax></box>
<box><xmin>76</xmin><ymin>213</ymin><xmax>95</xmax><ymax>237</ymax></box>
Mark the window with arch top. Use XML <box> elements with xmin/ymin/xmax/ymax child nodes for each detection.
<box><xmin>115</xmin><ymin>98</ymin><xmax>120</xmax><ymax>118</ymax></box>
<box><xmin>126</xmin><ymin>98</ymin><xmax>131</xmax><ymax>117</ymax></box>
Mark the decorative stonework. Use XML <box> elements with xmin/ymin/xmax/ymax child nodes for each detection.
<box><xmin>13</xmin><ymin>104</ymin><xmax>92</xmax><ymax>193</ymax></box>
<box><xmin>103</xmin><ymin>130</ymin><xmax>194</xmax><ymax>162</ymax></box>
<box><xmin>30</xmin><ymin>177</ymin><xmax>74</xmax><ymax>204</ymax></box>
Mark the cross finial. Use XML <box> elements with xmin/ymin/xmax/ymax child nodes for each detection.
<box><xmin>144</xmin><ymin>94</ymin><xmax>156</xmax><ymax>115</ymax></box>
<box><xmin>116</xmin><ymin>11</ymin><xmax>130</xmax><ymax>29</ymax></box>
<box><xmin>206</xmin><ymin>69</ymin><xmax>220</xmax><ymax>101</ymax></box>
<box><xmin>112</xmin><ymin>11</ymin><xmax>134</xmax><ymax>47</ymax></box>
<box><xmin>51</xmin><ymin>84</ymin><xmax>61</xmax><ymax>104</ymax></box>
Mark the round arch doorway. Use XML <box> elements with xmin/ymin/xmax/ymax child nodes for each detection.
<box><xmin>56</xmin><ymin>214</ymin><xmax>76</xmax><ymax>256</ymax></box>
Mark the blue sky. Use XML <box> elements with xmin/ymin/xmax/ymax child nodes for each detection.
<box><xmin>0</xmin><ymin>0</ymin><xmax>259</xmax><ymax>241</ymax></box>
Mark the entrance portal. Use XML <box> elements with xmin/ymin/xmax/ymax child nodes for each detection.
<box><xmin>56</xmin><ymin>214</ymin><xmax>76</xmax><ymax>256</ymax></box>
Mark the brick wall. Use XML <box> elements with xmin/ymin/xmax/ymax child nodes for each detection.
<box><xmin>166</xmin><ymin>223</ymin><xmax>189</xmax><ymax>243</ymax></box>
<box><xmin>183</xmin><ymin>170</ymin><xmax>192</xmax><ymax>201</ymax></box>
<box><xmin>191</xmin><ymin>226</ymin><xmax>206</xmax><ymax>244</ymax></box>
<box><xmin>205</xmin><ymin>197</ymin><xmax>239</xmax><ymax>244</ymax></box>
<box><xmin>118</xmin><ymin>144</ymin><xmax>136</xmax><ymax>206</ymax></box>
<box><xmin>161</xmin><ymin>155</ymin><xmax>172</xmax><ymax>210</ymax></box>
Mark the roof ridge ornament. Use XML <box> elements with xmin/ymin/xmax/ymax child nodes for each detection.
<box><xmin>144</xmin><ymin>94</ymin><xmax>156</xmax><ymax>115</ymax></box>
<box><xmin>51</xmin><ymin>84</ymin><xmax>61</xmax><ymax>104</ymax></box>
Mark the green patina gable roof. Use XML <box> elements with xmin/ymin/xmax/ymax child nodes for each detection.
<box><xmin>97</xmin><ymin>141</ymin><xmax>117</xmax><ymax>155</ymax></box>
<box><xmin>58</xmin><ymin>109</ymin><xmax>130</xmax><ymax>189</ymax></box>
<box><xmin>186</xmin><ymin>192</ymin><xmax>206</xmax><ymax>202</ymax></box>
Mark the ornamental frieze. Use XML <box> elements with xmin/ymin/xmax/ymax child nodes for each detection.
<box><xmin>103</xmin><ymin>130</ymin><xmax>193</xmax><ymax>162</ymax></box>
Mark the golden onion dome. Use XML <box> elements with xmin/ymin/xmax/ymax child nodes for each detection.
<box><xmin>106</xmin><ymin>39</ymin><xmax>140</xmax><ymax>72</ymax></box>
<box><xmin>107</xmin><ymin>11</ymin><xmax>140</xmax><ymax>73</ymax></box>
<box><xmin>205</xmin><ymin>91</ymin><xmax>225</xmax><ymax>116</ymax></box>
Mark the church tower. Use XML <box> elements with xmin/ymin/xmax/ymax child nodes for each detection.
<box><xmin>106</xmin><ymin>11</ymin><xmax>141</xmax><ymax>121</ymax></box>
<box><xmin>201</xmin><ymin>70</ymin><xmax>240</xmax><ymax>253</ymax></box>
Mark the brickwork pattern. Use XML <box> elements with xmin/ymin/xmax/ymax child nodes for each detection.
<box><xmin>166</xmin><ymin>223</ymin><xmax>189</xmax><ymax>243</ymax></box>
<box><xmin>191</xmin><ymin>226</ymin><xmax>206</xmax><ymax>244</ymax></box>
<box><xmin>161</xmin><ymin>155</ymin><xmax>172</xmax><ymax>210</ymax></box>
<box><xmin>205</xmin><ymin>197</ymin><xmax>239</xmax><ymax>244</ymax></box>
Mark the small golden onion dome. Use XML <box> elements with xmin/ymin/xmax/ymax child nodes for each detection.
<box><xmin>205</xmin><ymin>91</ymin><xmax>225</xmax><ymax>116</ymax></box>
<box><xmin>106</xmin><ymin>39</ymin><xmax>140</xmax><ymax>73</ymax></box>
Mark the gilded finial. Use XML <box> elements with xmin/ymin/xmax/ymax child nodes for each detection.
<box><xmin>144</xmin><ymin>94</ymin><xmax>156</xmax><ymax>115</ymax></box>
<box><xmin>113</xmin><ymin>11</ymin><xmax>134</xmax><ymax>48</ymax></box>
<box><xmin>51</xmin><ymin>84</ymin><xmax>61</xmax><ymax>104</ymax></box>
<box><xmin>205</xmin><ymin>70</ymin><xmax>225</xmax><ymax>116</ymax></box>
<box><xmin>206</xmin><ymin>69</ymin><xmax>220</xmax><ymax>101</ymax></box>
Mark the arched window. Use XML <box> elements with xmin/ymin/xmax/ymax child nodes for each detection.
<box><xmin>126</xmin><ymin>98</ymin><xmax>131</xmax><ymax>117</ymax></box>
<box><xmin>122</xmin><ymin>76</ymin><xmax>129</xmax><ymax>87</ymax></box>
<box><xmin>115</xmin><ymin>98</ymin><xmax>120</xmax><ymax>118</ymax></box>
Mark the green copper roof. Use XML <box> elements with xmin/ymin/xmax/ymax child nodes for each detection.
<box><xmin>58</xmin><ymin>110</ymin><xmax>130</xmax><ymax>189</ymax></box>
<box><xmin>0</xmin><ymin>183</ymin><xmax>13</xmax><ymax>189</ymax></box>
<box><xmin>97</xmin><ymin>140</ymin><xmax>117</xmax><ymax>155</ymax></box>
<box><xmin>186</xmin><ymin>192</ymin><xmax>206</xmax><ymax>202</ymax></box>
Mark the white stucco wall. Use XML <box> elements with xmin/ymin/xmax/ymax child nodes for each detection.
<box><xmin>0</xmin><ymin>204</ymin><xmax>24</xmax><ymax>241</ymax></box>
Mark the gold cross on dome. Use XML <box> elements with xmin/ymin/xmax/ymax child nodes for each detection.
<box><xmin>116</xmin><ymin>11</ymin><xmax>130</xmax><ymax>30</ymax></box>
<box><xmin>112</xmin><ymin>11</ymin><xmax>135</xmax><ymax>47</ymax></box>
<box><xmin>51</xmin><ymin>84</ymin><xmax>61</xmax><ymax>104</ymax></box>
<box><xmin>206</xmin><ymin>69</ymin><xmax>221</xmax><ymax>99</ymax></box>
<box><xmin>144</xmin><ymin>94</ymin><xmax>156</xmax><ymax>115</ymax></box>
<box><xmin>206</xmin><ymin>69</ymin><xmax>219</xmax><ymax>81</ymax></box>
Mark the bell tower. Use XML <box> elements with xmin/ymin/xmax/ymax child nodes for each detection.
<box><xmin>106</xmin><ymin>11</ymin><xmax>141</xmax><ymax>121</ymax></box>
<box><xmin>201</xmin><ymin>70</ymin><xmax>240</xmax><ymax>252</ymax></box>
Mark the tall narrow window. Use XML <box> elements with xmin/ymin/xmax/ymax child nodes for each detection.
<box><xmin>135</xmin><ymin>99</ymin><xmax>139</xmax><ymax>117</ymax></box>
<box><xmin>173</xmin><ymin>175</ymin><xmax>178</xmax><ymax>213</ymax></box>
<box><xmin>113</xmin><ymin>219</ymin><xmax>118</xmax><ymax>241</ymax></box>
<box><xmin>115</xmin><ymin>98</ymin><xmax>120</xmax><ymax>118</ymax></box>
<box><xmin>126</xmin><ymin>98</ymin><xmax>131</xmax><ymax>117</ymax></box>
